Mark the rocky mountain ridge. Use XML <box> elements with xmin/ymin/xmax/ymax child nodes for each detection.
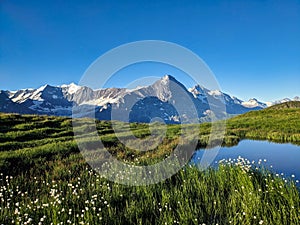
<box><xmin>1</xmin><ymin>75</ymin><xmax>299</xmax><ymax>123</ymax></box>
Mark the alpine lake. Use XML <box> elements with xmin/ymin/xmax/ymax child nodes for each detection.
<box><xmin>192</xmin><ymin>140</ymin><xmax>300</xmax><ymax>184</ymax></box>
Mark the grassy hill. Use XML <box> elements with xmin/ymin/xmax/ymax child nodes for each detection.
<box><xmin>224</xmin><ymin>103</ymin><xmax>300</xmax><ymax>145</ymax></box>
<box><xmin>267</xmin><ymin>101</ymin><xmax>300</xmax><ymax>109</ymax></box>
<box><xmin>1</xmin><ymin>105</ymin><xmax>299</xmax><ymax>174</ymax></box>
<box><xmin>0</xmin><ymin>108</ymin><xmax>300</xmax><ymax>224</ymax></box>
<box><xmin>198</xmin><ymin>102</ymin><xmax>300</xmax><ymax>147</ymax></box>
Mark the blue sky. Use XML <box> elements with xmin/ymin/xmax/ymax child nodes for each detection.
<box><xmin>1</xmin><ymin>0</ymin><xmax>299</xmax><ymax>102</ymax></box>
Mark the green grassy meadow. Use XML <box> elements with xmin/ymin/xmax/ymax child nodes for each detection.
<box><xmin>0</xmin><ymin>102</ymin><xmax>300</xmax><ymax>224</ymax></box>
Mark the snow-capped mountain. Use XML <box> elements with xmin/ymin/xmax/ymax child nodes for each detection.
<box><xmin>72</xmin><ymin>75</ymin><xmax>205</xmax><ymax>123</ymax></box>
<box><xmin>0</xmin><ymin>91</ymin><xmax>34</xmax><ymax>114</ymax></box>
<box><xmin>188</xmin><ymin>85</ymin><xmax>264</xmax><ymax>114</ymax></box>
<box><xmin>266</xmin><ymin>96</ymin><xmax>300</xmax><ymax>107</ymax></box>
<box><xmin>241</xmin><ymin>98</ymin><xmax>267</xmax><ymax>108</ymax></box>
<box><xmin>1</xmin><ymin>75</ymin><xmax>298</xmax><ymax>123</ymax></box>
<box><xmin>9</xmin><ymin>84</ymin><xmax>73</xmax><ymax>116</ymax></box>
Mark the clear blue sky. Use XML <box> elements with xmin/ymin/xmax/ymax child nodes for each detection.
<box><xmin>1</xmin><ymin>0</ymin><xmax>299</xmax><ymax>102</ymax></box>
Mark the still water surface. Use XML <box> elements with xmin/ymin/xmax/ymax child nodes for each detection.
<box><xmin>192</xmin><ymin>140</ymin><xmax>300</xmax><ymax>180</ymax></box>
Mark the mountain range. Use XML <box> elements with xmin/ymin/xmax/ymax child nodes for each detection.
<box><xmin>1</xmin><ymin>75</ymin><xmax>299</xmax><ymax>123</ymax></box>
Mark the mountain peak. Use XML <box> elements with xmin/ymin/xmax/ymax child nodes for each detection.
<box><xmin>242</xmin><ymin>98</ymin><xmax>267</xmax><ymax>108</ymax></box>
<box><xmin>157</xmin><ymin>74</ymin><xmax>186</xmax><ymax>88</ymax></box>
<box><xmin>61</xmin><ymin>82</ymin><xmax>79</xmax><ymax>88</ymax></box>
<box><xmin>208</xmin><ymin>89</ymin><xmax>223</xmax><ymax>96</ymax></box>
<box><xmin>248</xmin><ymin>98</ymin><xmax>258</xmax><ymax>102</ymax></box>
<box><xmin>36</xmin><ymin>84</ymin><xmax>49</xmax><ymax>92</ymax></box>
<box><xmin>61</xmin><ymin>83</ymin><xmax>82</xmax><ymax>94</ymax></box>
<box><xmin>188</xmin><ymin>85</ymin><xmax>206</xmax><ymax>96</ymax></box>
<box><xmin>162</xmin><ymin>74</ymin><xmax>176</xmax><ymax>80</ymax></box>
<box><xmin>1</xmin><ymin>75</ymin><xmax>298</xmax><ymax>122</ymax></box>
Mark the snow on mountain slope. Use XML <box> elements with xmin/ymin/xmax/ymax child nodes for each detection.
<box><xmin>61</xmin><ymin>83</ymin><xmax>82</xmax><ymax>96</ymax></box>
<box><xmin>188</xmin><ymin>85</ymin><xmax>208</xmax><ymax>103</ymax></box>
<box><xmin>1</xmin><ymin>75</ymin><xmax>298</xmax><ymax>123</ymax></box>
<box><xmin>0</xmin><ymin>91</ymin><xmax>34</xmax><ymax>114</ymax></box>
<box><xmin>242</xmin><ymin>98</ymin><xmax>267</xmax><ymax>108</ymax></box>
<box><xmin>265</xmin><ymin>96</ymin><xmax>300</xmax><ymax>107</ymax></box>
<box><xmin>8</xmin><ymin>85</ymin><xmax>73</xmax><ymax>116</ymax></box>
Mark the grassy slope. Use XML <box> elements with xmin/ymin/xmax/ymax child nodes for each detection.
<box><xmin>225</xmin><ymin>105</ymin><xmax>300</xmax><ymax>144</ymax></box>
<box><xmin>198</xmin><ymin>101</ymin><xmax>300</xmax><ymax>147</ymax></box>
<box><xmin>0</xmin><ymin>102</ymin><xmax>300</xmax><ymax>224</ymax></box>
<box><xmin>268</xmin><ymin>101</ymin><xmax>300</xmax><ymax>109</ymax></box>
<box><xmin>1</xmin><ymin>105</ymin><xmax>299</xmax><ymax>174</ymax></box>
